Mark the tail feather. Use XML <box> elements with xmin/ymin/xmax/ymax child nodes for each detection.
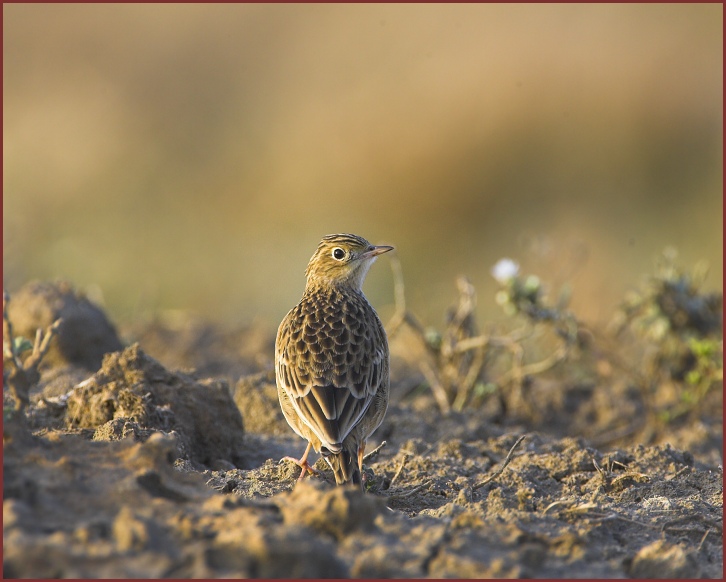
<box><xmin>325</xmin><ymin>445</ymin><xmax>361</xmax><ymax>488</ymax></box>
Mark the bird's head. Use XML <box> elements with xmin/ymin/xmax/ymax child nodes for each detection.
<box><xmin>305</xmin><ymin>233</ymin><xmax>393</xmax><ymax>291</ymax></box>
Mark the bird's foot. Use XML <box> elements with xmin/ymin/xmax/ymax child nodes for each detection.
<box><xmin>280</xmin><ymin>455</ymin><xmax>321</xmax><ymax>482</ymax></box>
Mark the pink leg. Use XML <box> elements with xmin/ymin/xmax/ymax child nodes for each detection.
<box><xmin>282</xmin><ymin>442</ymin><xmax>320</xmax><ymax>482</ymax></box>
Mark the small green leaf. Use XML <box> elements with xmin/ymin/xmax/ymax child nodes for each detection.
<box><xmin>688</xmin><ymin>337</ymin><xmax>716</xmax><ymax>359</ymax></box>
<box><xmin>685</xmin><ymin>370</ymin><xmax>701</xmax><ymax>386</ymax></box>
<box><xmin>474</xmin><ymin>382</ymin><xmax>497</xmax><ymax>398</ymax></box>
<box><xmin>424</xmin><ymin>328</ymin><xmax>442</xmax><ymax>350</ymax></box>
<box><xmin>12</xmin><ymin>336</ymin><xmax>33</xmax><ymax>355</ymax></box>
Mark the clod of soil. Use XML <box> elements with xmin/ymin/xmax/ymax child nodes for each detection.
<box><xmin>65</xmin><ymin>343</ymin><xmax>245</xmax><ymax>469</ymax></box>
<box><xmin>6</xmin><ymin>280</ymin><xmax>123</xmax><ymax>370</ymax></box>
<box><xmin>233</xmin><ymin>370</ymin><xmax>287</xmax><ymax>436</ymax></box>
<box><xmin>628</xmin><ymin>539</ymin><xmax>701</xmax><ymax>578</ymax></box>
<box><xmin>278</xmin><ymin>480</ymin><xmax>388</xmax><ymax>540</ymax></box>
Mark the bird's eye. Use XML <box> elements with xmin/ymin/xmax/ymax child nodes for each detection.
<box><xmin>332</xmin><ymin>248</ymin><xmax>346</xmax><ymax>261</ymax></box>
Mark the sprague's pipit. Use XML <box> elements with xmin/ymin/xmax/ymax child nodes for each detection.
<box><xmin>275</xmin><ymin>233</ymin><xmax>393</xmax><ymax>489</ymax></box>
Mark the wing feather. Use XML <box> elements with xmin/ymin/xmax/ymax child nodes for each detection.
<box><xmin>275</xmin><ymin>289</ymin><xmax>386</xmax><ymax>453</ymax></box>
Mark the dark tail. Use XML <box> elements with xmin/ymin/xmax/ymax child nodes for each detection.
<box><xmin>326</xmin><ymin>444</ymin><xmax>361</xmax><ymax>488</ymax></box>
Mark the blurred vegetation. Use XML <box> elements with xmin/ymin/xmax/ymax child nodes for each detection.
<box><xmin>3</xmin><ymin>4</ymin><xmax>722</xmax><ymax>329</ymax></box>
<box><xmin>388</xmin><ymin>248</ymin><xmax>722</xmax><ymax>452</ymax></box>
<box><xmin>612</xmin><ymin>248</ymin><xmax>723</xmax><ymax>426</ymax></box>
<box><xmin>3</xmin><ymin>291</ymin><xmax>61</xmax><ymax>418</ymax></box>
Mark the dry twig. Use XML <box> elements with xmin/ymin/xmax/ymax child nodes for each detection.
<box><xmin>3</xmin><ymin>290</ymin><xmax>62</xmax><ymax>413</ymax></box>
<box><xmin>386</xmin><ymin>256</ymin><xmax>578</xmax><ymax>414</ymax></box>
<box><xmin>419</xmin><ymin>360</ymin><xmax>451</xmax><ymax>414</ymax></box>
<box><xmin>698</xmin><ymin>529</ymin><xmax>713</xmax><ymax>552</ymax></box>
<box><xmin>385</xmin><ymin>480</ymin><xmax>432</xmax><ymax>501</ymax></box>
<box><xmin>388</xmin><ymin>452</ymin><xmax>410</xmax><ymax>488</ymax></box>
<box><xmin>472</xmin><ymin>435</ymin><xmax>526</xmax><ymax>490</ymax></box>
<box><xmin>662</xmin><ymin>514</ymin><xmax>723</xmax><ymax>534</ymax></box>
<box><xmin>363</xmin><ymin>440</ymin><xmax>387</xmax><ymax>463</ymax></box>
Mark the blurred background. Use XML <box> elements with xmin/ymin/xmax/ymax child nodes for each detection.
<box><xmin>3</xmin><ymin>4</ymin><xmax>722</xmax><ymax>331</ymax></box>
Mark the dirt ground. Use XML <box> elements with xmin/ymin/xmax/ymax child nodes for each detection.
<box><xmin>3</xmin><ymin>281</ymin><xmax>723</xmax><ymax>578</ymax></box>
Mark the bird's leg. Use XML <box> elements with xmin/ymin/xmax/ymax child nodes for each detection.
<box><xmin>282</xmin><ymin>442</ymin><xmax>320</xmax><ymax>482</ymax></box>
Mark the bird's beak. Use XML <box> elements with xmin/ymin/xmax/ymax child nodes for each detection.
<box><xmin>362</xmin><ymin>245</ymin><xmax>394</xmax><ymax>259</ymax></box>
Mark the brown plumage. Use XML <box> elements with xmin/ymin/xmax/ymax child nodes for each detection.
<box><xmin>275</xmin><ymin>233</ymin><xmax>392</xmax><ymax>488</ymax></box>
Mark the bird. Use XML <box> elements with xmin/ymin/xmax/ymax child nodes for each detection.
<box><xmin>275</xmin><ymin>233</ymin><xmax>393</xmax><ymax>489</ymax></box>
